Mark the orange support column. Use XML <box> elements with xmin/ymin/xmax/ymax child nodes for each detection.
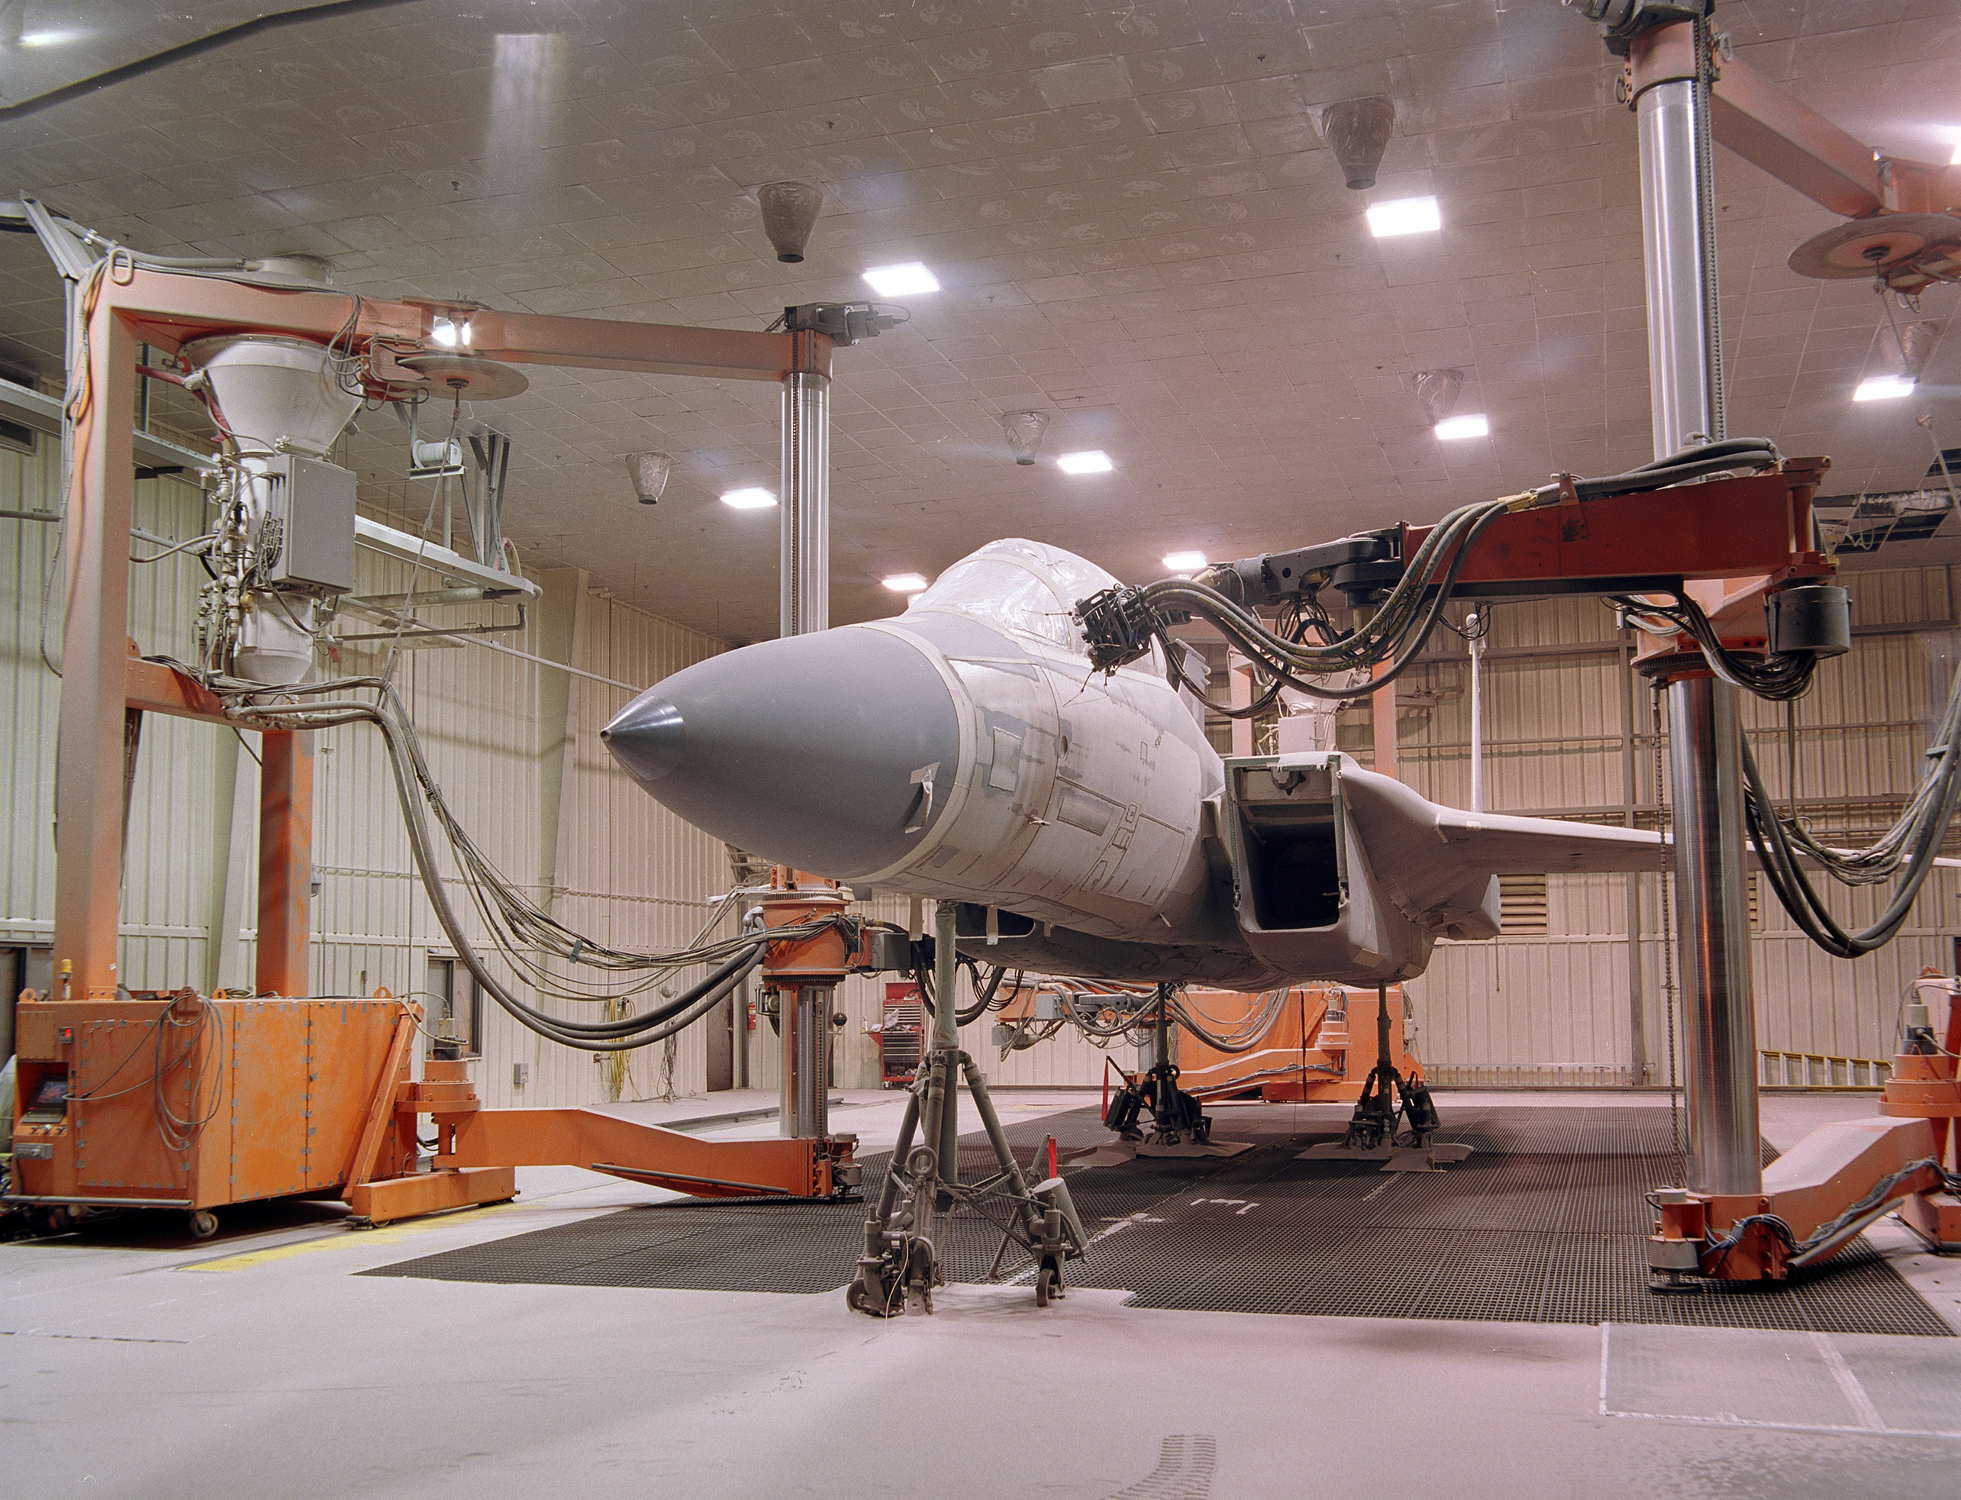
<box><xmin>1371</xmin><ymin>659</ymin><xmax>1397</xmax><ymax>780</ymax></box>
<box><xmin>255</xmin><ymin>729</ymin><xmax>313</xmax><ymax>996</ymax></box>
<box><xmin>52</xmin><ymin>294</ymin><xmax>137</xmax><ymax>998</ymax></box>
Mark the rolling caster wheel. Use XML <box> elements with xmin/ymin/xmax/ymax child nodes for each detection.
<box><xmin>1035</xmin><ymin>1267</ymin><xmax>1057</xmax><ymax>1308</ymax></box>
<box><xmin>187</xmin><ymin>1210</ymin><xmax>220</xmax><ymax>1240</ymax></box>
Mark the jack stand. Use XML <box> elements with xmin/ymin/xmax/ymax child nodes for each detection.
<box><xmin>1102</xmin><ymin>983</ymin><xmax>1212</xmax><ymax>1145</ymax></box>
<box><xmin>1342</xmin><ymin>985</ymin><xmax>1439</xmax><ymax>1150</ymax></box>
<box><xmin>850</xmin><ymin>903</ymin><xmax>1085</xmax><ymax>1317</ymax></box>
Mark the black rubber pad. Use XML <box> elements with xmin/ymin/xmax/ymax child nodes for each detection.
<box><xmin>362</xmin><ymin>1104</ymin><xmax>1951</xmax><ymax>1335</ymax></box>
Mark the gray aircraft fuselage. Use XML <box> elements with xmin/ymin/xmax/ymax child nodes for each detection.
<box><xmin>603</xmin><ymin>539</ymin><xmax>1661</xmax><ymax>988</ymax></box>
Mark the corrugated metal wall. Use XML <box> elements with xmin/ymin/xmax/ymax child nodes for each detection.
<box><xmin>5</xmin><ymin>431</ymin><xmax>1954</xmax><ymax>1099</ymax></box>
<box><xmin>1397</xmin><ymin>566</ymin><xmax>1959</xmax><ymax>1087</ymax></box>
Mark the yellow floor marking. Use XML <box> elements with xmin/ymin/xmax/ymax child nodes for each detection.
<box><xmin>182</xmin><ymin>1200</ymin><xmax>527</xmax><ymax>1273</ymax></box>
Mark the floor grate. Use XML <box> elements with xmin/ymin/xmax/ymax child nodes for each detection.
<box><xmin>362</xmin><ymin>1106</ymin><xmax>1951</xmax><ymax>1335</ymax></box>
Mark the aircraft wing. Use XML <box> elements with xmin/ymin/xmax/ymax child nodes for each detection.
<box><xmin>1339</xmin><ymin>764</ymin><xmax>1662</xmax><ymax>937</ymax></box>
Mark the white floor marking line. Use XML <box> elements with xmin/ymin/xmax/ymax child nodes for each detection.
<box><xmin>1598</xmin><ymin>1322</ymin><xmax>1612</xmax><ymax>1416</ymax></box>
<box><xmin>1810</xmin><ymin>1330</ymin><xmax>1886</xmax><ymax>1431</ymax></box>
<box><xmin>1599</xmin><ymin>1322</ymin><xmax>1960</xmax><ymax>1440</ymax></box>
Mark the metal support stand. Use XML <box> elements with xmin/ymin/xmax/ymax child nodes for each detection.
<box><xmin>1100</xmin><ymin>984</ymin><xmax>1211</xmax><ymax>1144</ymax></box>
<box><xmin>1665</xmin><ymin>677</ymin><xmax>1762</xmax><ymax>1196</ymax></box>
<box><xmin>1342</xmin><ymin>984</ymin><xmax>1439</xmax><ymax>1150</ymax></box>
<box><xmin>1632</xmin><ymin>25</ymin><xmax>1762</xmax><ymax>1200</ymax></box>
<box><xmin>779</xmin><ymin>368</ymin><xmax>829</xmax><ymax>638</ymax></box>
<box><xmin>849</xmin><ymin>902</ymin><xmax>1085</xmax><ymax>1317</ymax></box>
<box><xmin>773</xmin><ymin>365</ymin><xmax>831</xmax><ymax>1135</ymax></box>
<box><xmin>780</xmin><ymin>984</ymin><xmax>831</xmax><ymax>1144</ymax></box>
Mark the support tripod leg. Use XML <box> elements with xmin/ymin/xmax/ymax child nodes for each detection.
<box><xmin>851</xmin><ymin>1085</ymin><xmax>920</xmax><ymax>1316</ymax></box>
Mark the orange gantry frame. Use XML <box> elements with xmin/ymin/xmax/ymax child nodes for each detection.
<box><xmin>16</xmin><ymin>266</ymin><xmax>842</xmax><ymax>1231</ymax></box>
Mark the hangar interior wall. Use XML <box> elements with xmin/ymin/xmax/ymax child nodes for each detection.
<box><xmin>5</xmin><ymin>442</ymin><xmax>1955</xmax><ymax>1105</ymax></box>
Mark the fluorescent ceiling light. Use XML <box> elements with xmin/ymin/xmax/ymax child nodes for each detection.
<box><xmin>1366</xmin><ymin>196</ymin><xmax>1441</xmax><ymax>237</ymax></box>
<box><xmin>1057</xmin><ymin>450</ymin><xmax>1112</xmax><ymax>474</ymax></box>
<box><xmin>1853</xmin><ymin>376</ymin><xmax>1914</xmax><ymax>402</ymax></box>
<box><xmin>1162</xmin><ymin>551</ymin><xmax>1206</xmax><ymax>572</ymax></box>
<box><xmin>430</xmin><ymin>316</ymin><xmax>471</xmax><ymax>348</ymax></box>
<box><xmin>881</xmin><ymin>572</ymin><xmax>928</xmax><ymax>592</ymax></box>
<box><xmin>862</xmin><ymin>262</ymin><xmax>939</xmax><ymax>297</ymax></box>
<box><xmin>1435</xmin><ymin>414</ymin><xmax>1489</xmax><ymax>439</ymax></box>
<box><xmin>720</xmin><ymin>487</ymin><xmax>777</xmax><ymax>509</ymax></box>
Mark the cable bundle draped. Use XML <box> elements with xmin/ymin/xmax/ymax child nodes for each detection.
<box><xmin>178</xmin><ymin>666</ymin><xmax>851</xmax><ymax>1053</ymax></box>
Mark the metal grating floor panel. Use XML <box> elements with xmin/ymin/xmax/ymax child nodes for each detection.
<box><xmin>363</xmin><ymin>1106</ymin><xmax>1951</xmax><ymax>1335</ymax></box>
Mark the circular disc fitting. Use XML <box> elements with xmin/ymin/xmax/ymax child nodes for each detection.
<box><xmin>397</xmin><ymin>353</ymin><xmax>530</xmax><ymax>400</ymax></box>
<box><xmin>1787</xmin><ymin>214</ymin><xmax>1961</xmax><ymax>279</ymax></box>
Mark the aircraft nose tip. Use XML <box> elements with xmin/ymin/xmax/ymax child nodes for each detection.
<box><xmin>600</xmin><ymin>626</ymin><xmax>962</xmax><ymax>879</ymax></box>
<box><xmin>600</xmin><ymin>695</ymin><xmax>684</xmax><ymax>785</ymax></box>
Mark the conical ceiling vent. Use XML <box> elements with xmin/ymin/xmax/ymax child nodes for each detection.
<box><xmin>1410</xmin><ymin>368</ymin><xmax>1464</xmax><ymax>425</ymax></box>
<box><xmin>1896</xmin><ymin>320</ymin><xmax>1943</xmax><ymax>380</ymax></box>
<box><xmin>1001</xmin><ymin>410</ymin><xmax>1051</xmax><ymax>465</ymax></box>
<box><xmin>1319</xmin><ymin>97</ymin><xmax>1397</xmax><ymax>190</ymax></box>
<box><xmin>758</xmin><ymin>180</ymin><xmax>825</xmax><ymax>263</ymax></box>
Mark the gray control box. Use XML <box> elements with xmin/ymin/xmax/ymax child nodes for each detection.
<box><xmin>261</xmin><ymin>454</ymin><xmax>357</xmax><ymax>595</ymax></box>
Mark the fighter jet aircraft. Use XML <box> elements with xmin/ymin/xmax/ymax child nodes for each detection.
<box><xmin>602</xmin><ymin>538</ymin><xmax>1663</xmax><ymax>990</ymax></box>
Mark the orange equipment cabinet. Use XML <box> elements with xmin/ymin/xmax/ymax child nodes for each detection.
<box><xmin>8</xmin><ymin>991</ymin><xmax>434</xmax><ymax>1227</ymax></box>
<box><xmin>1172</xmin><ymin>985</ymin><xmax>1421</xmax><ymax>1104</ymax></box>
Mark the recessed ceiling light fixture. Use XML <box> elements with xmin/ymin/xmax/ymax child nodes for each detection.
<box><xmin>863</xmin><ymin>262</ymin><xmax>939</xmax><ymax>297</ymax></box>
<box><xmin>1162</xmin><ymin>551</ymin><xmax>1206</xmax><ymax>572</ymax></box>
<box><xmin>882</xmin><ymin>572</ymin><xmax>929</xmax><ymax>592</ymax></box>
<box><xmin>1057</xmin><ymin>450</ymin><xmax>1112</xmax><ymax>474</ymax></box>
<box><xmin>1366</xmin><ymin>196</ymin><xmax>1441</xmax><ymax>237</ymax></box>
<box><xmin>720</xmin><ymin>486</ymin><xmax>777</xmax><ymax>509</ymax></box>
<box><xmin>1853</xmin><ymin>376</ymin><xmax>1915</xmax><ymax>401</ymax></box>
<box><xmin>1435</xmin><ymin>414</ymin><xmax>1489</xmax><ymax>439</ymax></box>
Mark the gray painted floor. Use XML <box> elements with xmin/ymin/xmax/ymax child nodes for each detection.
<box><xmin>5</xmin><ymin>1090</ymin><xmax>1957</xmax><ymax>1498</ymax></box>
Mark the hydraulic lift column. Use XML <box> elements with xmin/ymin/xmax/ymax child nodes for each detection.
<box><xmin>776</xmin><ymin>335</ymin><xmax>831</xmax><ymax>1138</ymax></box>
<box><xmin>1631</xmin><ymin>18</ymin><xmax>1763</xmax><ymax>1198</ymax></box>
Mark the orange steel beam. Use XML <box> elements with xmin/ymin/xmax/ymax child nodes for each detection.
<box><xmin>255</xmin><ymin>730</ymin><xmax>313</xmax><ymax>996</ymax></box>
<box><xmin>54</xmin><ymin>284</ymin><xmax>137</xmax><ymax>995</ymax></box>
<box><xmin>341</xmin><ymin>1007</ymin><xmax>417</xmax><ymax>1195</ymax></box>
<box><xmin>467</xmin><ymin>309</ymin><xmax>832</xmax><ymax>383</ymax></box>
<box><xmin>124</xmin><ymin>653</ymin><xmax>229</xmax><ymax>723</ymax></box>
<box><xmin>1631</xmin><ymin>24</ymin><xmax>1961</xmax><ymax>220</ymax></box>
<box><xmin>444</xmin><ymin>1108</ymin><xmax>827</xmax><ymax>1198</ymax></box>
<box><xmin>1403</xmin><ymin>465</ymin><xmax>1829</xmax><ymax>597</ymax></box>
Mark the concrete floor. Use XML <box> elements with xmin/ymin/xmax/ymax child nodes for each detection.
<box><xmin>5</xmin><ymin>1089</ymin><xmax>1957</xmax><ymax>1499</ymax></box>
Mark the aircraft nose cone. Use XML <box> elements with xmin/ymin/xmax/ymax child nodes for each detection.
<box><xmin>601</xmin><ymin>626</ymin><xmax>960</xmax><ymax>879</ymax></box>
<box><xmin>600</xmin><ymin>694</ymin><xmax>684</xmax><ymax>784</ymax></box>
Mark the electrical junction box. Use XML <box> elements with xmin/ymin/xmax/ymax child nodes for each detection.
<box><xmin>260</xmin><ymin>454</ymin><xmax>357</xmax><ymax>595</ymax></box>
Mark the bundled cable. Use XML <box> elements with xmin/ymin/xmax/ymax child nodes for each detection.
<box><xmin>1077</xmin><ymin>439</ymin><xmax>1785</xmax><ymax>709</ymax></box>
<box><xmin>1740</xmin><ymin>664</ymin><xmax>1961</xmax><ymax>958</ymax></box>
<box><xmin>1610</xmin><ymin>589</ymin><xmax>1818</xmax><ymax>701</ymax></box>
<box><xmin>183</xmin><ymin>668</ymin><xmax>848</xmax><ymax>1052</ymax></box>
<box><xmin>1168</xmin><ymin>986</ymin><xmax>1292</xmax><ymax>1053</ymax></box>
<box><xmin>1077</xmin><ymin>493</ymin><xmax>1515</xmax><ymax>703</ymax></box>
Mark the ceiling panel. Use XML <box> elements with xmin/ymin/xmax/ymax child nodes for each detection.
<box><xmin>2</xmin><ymin>0</ymin><xmax>1957</xmax><ymax>643</ymax></box>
